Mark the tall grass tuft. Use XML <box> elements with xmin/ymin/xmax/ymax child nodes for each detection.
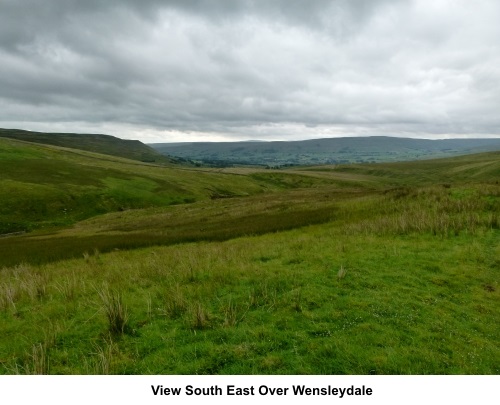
<box><xmin>83</xmin><ymin>251</ymin><xmax>91</xmax><ymax>263</ymax></box>
<box><xmin>0</xmin><ymin>283</ymin><xmax>18</xmax><ymax>312</ymax></box>
<box><xmin>163</xmin><ymin>285</ymin><xmax>187</xmax><ymax>319</ymax></box>
<box><xmin>98</xmin><ymin>286</ymin><xmax>129</xmax><ymax>335</ymax></box>
<box><xmin>222</xmin><ymin>298</ymin><xmax>245</xmax><ymax>327</ymax></box>
<box><xmin>17</xmin><ymin>271</ymin><xmax>47</xmax><ymax>303</ymax></box>
<box><xmin>292</xmin><ymin>288</ymin><xmax>303</xmax><ymax>312</ymax></box>
<box><xmin>84</xmin><ymin>248</ymin><xmax>102</xmax><ymax>265</ymax></box>
<box><xmin>91</xmin><ymin>339</ymin><xmax>117</xmax><ymax>374</ymax></box>
<box><xmin>337</xmin><ymin>265</ymin><xmax>347</xmax><ymax>281</ymax></box>
<box><xmin>24</xmin><ymin>343</ymin><xmax>49</xmax><ymax>375</ymax></box>
<box><xmin>191</xmin><ymin>303</ymin><xmax>210</xmax><ymax>330</ymax></box>
<box><xmin>248</xmin><ymin>281</ymin><xmax>278</xmax><ymax>309</ymax></box>
<box><xmin>54</xmin><ymin>273</ymin><xmax>81</xmax><ymax>301</ymax></box>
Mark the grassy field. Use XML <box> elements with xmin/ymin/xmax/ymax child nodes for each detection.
<box><xmin>1</xmin><ymin>137</ymin><xmax>339</xmax><ymax>236</ymax></box>
<box><xmin>0</xmin><ymin>140</ymin><xmax>498</xmax><ymax>374</ymax></box>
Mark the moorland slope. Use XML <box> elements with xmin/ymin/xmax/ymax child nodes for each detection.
<box><xmin>0</xmin><ymin>139</ymin><xmax>498</xmax><ymax>375</ymax></box>
<box><xmin>0</xmin><ymin>128</ymin><xmax>172</xmax><ymax>164</ymax></box>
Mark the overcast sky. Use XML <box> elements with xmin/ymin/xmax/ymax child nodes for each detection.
<box><xmin>1</xmin><ymin>0</ymin><xmax>499</xmax><ymax>143</ymax></box>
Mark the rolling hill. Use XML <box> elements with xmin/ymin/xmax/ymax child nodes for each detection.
<box><xmin>0</xmin><ymin>128</ymin><xmax>173</xmax><ymax>164</ymax></box>
<box><xmin>150</xmin><ymin>136</ymin><xmax>500</xmax><ymax>166</ymax></box>
<box><xmin>0</xmin><ymin>136</ymin><xmax>279</xmax><ymax>235</ymax></box>
<box><xmin>1</xmin><ymin>135</ymin><xmax>498</xmax><ymax>266</ymax></box>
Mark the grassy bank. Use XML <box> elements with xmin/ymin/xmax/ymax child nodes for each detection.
<box><xmin>1</xmin><ymin>181</ymin><xmax>498</xmax><ymax>374</ymax></box>
<box><xmin>1</xmin><ymin>137</ymin><xmax>342</xmax><ymax>235</ymax></box>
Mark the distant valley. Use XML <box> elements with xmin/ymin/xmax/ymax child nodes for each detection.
<box><xmin>150</xmin><ymin>136</ymin><xmax>500</xmax><ymax>166</ymax></box>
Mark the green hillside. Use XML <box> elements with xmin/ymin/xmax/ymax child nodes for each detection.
<box><xmin>0</xmin><ymin>141</ymin><xmax>498</xmax><ymax>375</ymax></box>
<box><xmin>150</xmin><ymin>136</ymin><xmax>500</xmax><ymax>166</ymax></box>
<box><xmin>0</xmin><ymin>137</ymin><xmax>294</xmax><ymax>235</ymax></box>
<box><xmin>0</xmin><ymin>128</ymin><xmax>172</xmax><ymax>164</ymax></box>
<box><xmin>304</xmin><ymin>151</ymin><xmax>500</xmax><ymax>185</ymax></box>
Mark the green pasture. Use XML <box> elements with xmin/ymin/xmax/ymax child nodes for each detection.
<box><xmin>0</xmin><ymin>137</ymin><xmax>498</xmax><ymax>374</ymax></box>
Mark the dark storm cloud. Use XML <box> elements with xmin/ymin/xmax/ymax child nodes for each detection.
<box><xmin>0</xmin><ymin>0</ymin><xmax>499</xmax><ymax>141</ymax></box>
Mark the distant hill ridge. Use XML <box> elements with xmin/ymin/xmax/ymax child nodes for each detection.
<box><xmin>0</xmin><ymin>128</ymin><xmax>172</xmax><ymax>164</ymax></box>
<box><xmin>150</xmin><ymin>136</ymin><xmax>500</xmax><ymax>166</ymax></box>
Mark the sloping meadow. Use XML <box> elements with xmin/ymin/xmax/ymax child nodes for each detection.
<box><xmin>1</xmin><ymin>180</ymin><xmax>498</xmax><ymax>374</ymax></box>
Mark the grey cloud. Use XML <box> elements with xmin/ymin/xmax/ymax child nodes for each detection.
<box><xmin>0</xmin><ymin>0</ymin><xmax>499</xmax><ymax>141</ymax></box>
